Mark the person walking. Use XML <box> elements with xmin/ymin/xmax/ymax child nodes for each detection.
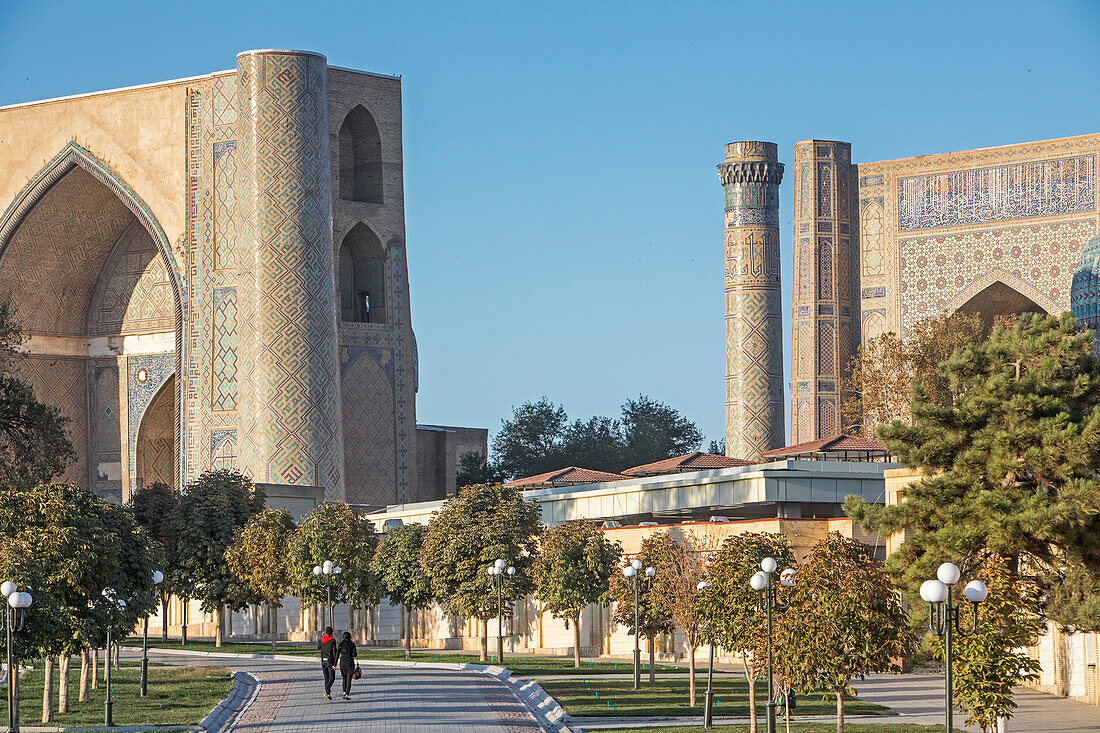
<box><xmin>317</xmin><ymin>626</ymin><xmax>337</xmax><ymax>700</ymax></box>
<box><xmin>336</xmin><ymin>631</ymin><xmax>359</xmax><ymax>700</ymax></box>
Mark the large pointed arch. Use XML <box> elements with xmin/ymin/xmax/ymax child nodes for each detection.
<box><xmin>946</xmin><ymin>270</ymin><xmax>1057</xmax><ymax>318</ymax></box>
<box><xmin>0</xmin><ymin>142</ymin><xmax>186</xmax><ymax>492</ymax></box>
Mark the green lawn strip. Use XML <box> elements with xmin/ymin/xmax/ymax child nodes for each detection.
<box><xmin>537</xmin><ymin>678</ymin><xmax>890</xmax><ymax>718</ymax></box>
<box><xmin>594</xmin><ymin>721</ymin><xmax>954</xmax><ymax>726</ymax></box>
<box><xmin>128</xmin><ymin>637</ymin><xmax>701</xmax><ymax>675</ymax></box>
<box><xmin>2</xmin><ymin>663</ymin><xmax>232</xmax><ymax>727</ymax></box>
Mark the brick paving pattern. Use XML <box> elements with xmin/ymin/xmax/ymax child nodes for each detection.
<box><xmin>123</xmin><ymin>648</ymin><xmax>545</xmax><ymax>732</ymax></box>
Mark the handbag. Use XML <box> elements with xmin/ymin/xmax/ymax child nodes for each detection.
<box><xmin>352</xmin><ymin>665</ymin><xmax>362</xmax><ymax>680</ymax></box>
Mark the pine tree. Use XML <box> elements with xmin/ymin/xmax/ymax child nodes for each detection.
<box><xmin>846</xmin><ymin>312</ymin><xmax>1100</xmax><ymax>629</ymax></box>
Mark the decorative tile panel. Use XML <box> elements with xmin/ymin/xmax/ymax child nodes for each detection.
<box><xmin>211</xmin><ymin>287</ymin><xmax>238</xmax><ymax>411</ymax></box>
<box><xmin>898</xmin><ymin>155</ymin><xmax>1096</xmax><ymax>232</ymax></box>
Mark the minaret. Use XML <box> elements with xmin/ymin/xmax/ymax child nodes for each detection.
<box><xmin>719</xmin><ymin>142</ymin><xmax>785</xmax><ymax>459</ymax></box>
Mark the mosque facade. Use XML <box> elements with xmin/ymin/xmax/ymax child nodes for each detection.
<box><xmin>0</xmin><ymin>50</ymin><xmax>478</xmax><ymax>505</ymax></box>
<box><xmin>724</xmin><ymin>133</ymin><xmax>1100</xmax><ymax>455</ymax></box>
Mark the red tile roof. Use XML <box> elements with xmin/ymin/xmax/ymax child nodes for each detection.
<box><xmin>760</xmin><ymin>434</ymin><xmax>887</xmax><ymax>458</ymax></box>
<box><xmin>622</xmin><ymin>451</ymin><xmax>754</xmax><ymax>476</ymax></box>
<box><xmin>504</xmin><ymin>466</ymin><xmax>633</xmax><ymax>488</ymax></box>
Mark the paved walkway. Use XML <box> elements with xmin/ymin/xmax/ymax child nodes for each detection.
<box><xmin>120</xmin><ymin>648</ymin><xmax>544</xmax><ymax>732</ymax></box>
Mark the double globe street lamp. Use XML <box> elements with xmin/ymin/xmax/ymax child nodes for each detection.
<box><xmin>487</xmin><ymin>559</ymin><xmax>515</xmax><ymax>663</ymax></box>
<box><xmin>312</xmin><ymin>560</ymin><xmax>343</xmax><ymax>630</ymax></box>
<box><xmin>622</xmin><ymin>559</ymin><xmax>655</xmax><ymax>690</ymax></box>
<box><xmin>919</xmin><ymin>562</ymin><xmax>989</xmax><ymax>733</ymax></box>
<box><xmin>750</xmin><ymin>558</ymin><xmax>796</xmax><ymax>733</ymax></box>
<box><xmin>2</xmin><ymin>581</ymin><xmax>33</xmax><ymax>733</ymax></box>
<box><xmin>141</xmin><ymin>570</ymin><xmax>164</xmax><ymax>697</ymax></box>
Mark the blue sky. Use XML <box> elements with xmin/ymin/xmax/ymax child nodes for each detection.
<box><xmin>2</xmin><ymin>1</ymin><xmax>1098</xmax><ymax>451</ymax></box>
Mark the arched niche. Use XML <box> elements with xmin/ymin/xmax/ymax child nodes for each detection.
<box><xmin>339</xmin><ymin>106</ymin><xmax>384</xmax><ymax>204</ymax></box>
<box><xmin>955</xmin><ymin>280</ymin><xmax>1048</xmax><ymax>332</ymax></box>
<box><xmin>338</xmin><ymin>222</ymin><xmax>387</xmax><ymax>324</ymax></box>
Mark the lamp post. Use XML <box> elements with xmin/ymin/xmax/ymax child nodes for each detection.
<box><xmin>140</xmin><ymin>570</ymin><xmax>164</xmax><ymax>697</ymax></box>
<box><xmin>99</xmin><ymin>588</ymin><xmax>127</xmax><ymax>727</ymax></box>
<box><xmin>697</xmin><ymin>580</ymin><xmax>716</xmax><ymax>729</ymax></box>
<box><xmin>622</xmin><ymin>559</ymin><xmax>655</xmax><ymax>690</ymax></box>
<box><xmin>312</xmin><ymin>560</ymin><xmax>343</xmax><ymax>630</ymax></box>
<box><xmin>920</xmin><ymin>562</ymin><xmax>988</xmax><ymax>733</ymax></box>
<box><xmin>487</xmin><ymin>559</ymin><xmax>515</xmax><ymax>663</ymax></box>
<box><xmin>750</xmin><ymin>558</ymin><xmax>795</xmax><ymax>733</ymax></box>
<box><xmin>2</xmin><ymin>581</ymin><xmax>32</xmax><ymax>733</ymax></box>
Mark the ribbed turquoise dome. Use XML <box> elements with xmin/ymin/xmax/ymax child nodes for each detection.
<box><xmin>1071</xmin><ymin>234</ymin><xmax>1100</xmax><ymax>333</ymax></box>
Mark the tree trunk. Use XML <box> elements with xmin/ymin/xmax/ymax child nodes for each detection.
<box><xmin>58</xmin><ymin>653</ymin><xmax>70</xmax><ymax>713</ymax></box>
<box><xmin>215</xmin><ymin>604</ymin><xmax>223</xmax><ymax>648</ymax></box>
<box><xmin>161</xmin><ymin>592</ymin><xmax>169</xmax><ymax>641</ymax></box>
<box><xmin>271</xmin><ymin>604</ymin><xmax>279</xmax><ymax>652</ymax></box>
<box><xmin>91</xmin><ymin>648</ymin><xmax>99</xmax><ymax>690</ymax></box>
<box><xmin>103</xmin><ymin>644</ymin><xmax>109</xmax><ymax>681</ymax></box>
<box><xmin>480</xmin><ymin>617</ymin><xmax>488</xmax><ymax>662</ymax></box>
<box><xmin>642</xmin><ymin>629</ymin><xmax>651</xmax><ymax>682</ymax></box>
<box><xmin>41</xmin><ymin>655</ymin><xmax>54</xmax><ymax>723</ymax></box>
<box><xmin>836</xmin><ymin>688</ymin><xmax>844</xmax><ymax>733</ymax></box>
<box><xmin>78</xmin><ymin>649</ymin><xmax>89</xmax><ymax>702</ymax></box>
<box><xmin>114</xmin><ymin>640</ymin><xmax>120</xmax><ymax>669</ymax></box>
<box><xmin>688</xmin><ymin>643</ymin><xmax>696</xmax><ymax>706</ymax></box>
<box><xmin>747</xmin><ymin>669</ymin><xmax>758</xmax><ymax>733</ymax></box>
<box><xmin>572</xmin><ymin>611</ymin><xmax>582</xmax><ymax>668</ymax></box>
<box><xmin>404</xmin><ymin>606</ymin><xmax>412</xmax><ymax>660</ymax></box>
<box><xmin>182</xmin><ymin>600</ymin><xmax>189</xmax><ymax>646</ymax></box>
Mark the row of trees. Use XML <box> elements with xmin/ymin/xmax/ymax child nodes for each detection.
<box><xmin>459</xmin><ymin>395</ymin><xmax>707</xmax><ymax>485</ymax></box>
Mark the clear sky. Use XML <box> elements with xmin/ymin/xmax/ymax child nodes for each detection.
<box><xmin>2</xmin><ymin>1</ymin><xmax>1098</xmax><ymax>451</ymax></box>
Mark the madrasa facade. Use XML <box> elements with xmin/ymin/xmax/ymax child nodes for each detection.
<box><xmin>721</xmin><ymin>134</ymin><xmax>1100</xmax><ymax>460</ymax></box>
<box><xmin>0</xmin><ymin>49</ymin><xmax>483</xmax><ymax>506</ymax></box>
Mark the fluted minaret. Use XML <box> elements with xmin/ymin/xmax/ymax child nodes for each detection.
<box><xmin>719</xmin><ymin>142</ymin><xmax>785</xmax><ymax>460</ymax></box>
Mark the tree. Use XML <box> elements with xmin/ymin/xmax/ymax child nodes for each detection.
<box><xmin>609</xmin><ymin>534</ymin><xmax>674</xmax><ymax>682</ymax></box>
<box><xmin>708</xmin><ymin>438</ymin><xmax>725</xmax><ymax>455</ymax></box>
<box><xmin>698</xmin><ymin>532</ymin><xmax>795</xmax><ymax>733</ymax></box>
<box><xmin>372</xmin><ymin>523</ymin><xmax>434</xmax><ymax>658</ymax></box>
<box><xmin>559</xmin><ymin>416</ymin><xmax>624</xmax><ymax>473</ymax></box>
<box><xmin>0</xmin><ymin>483</ymin><xmax>156</xmax><ymax>721</ymax></box>
<box><xmin>420</xmin><ymin>482</ymin><xmax>542</xmax><ymax>661</ymax></box>
<box><xmin>648</xmin><ymin>531</ymin><xmax>712</xmax><ymax>706</ymax></box>
<box><xmin>619</xmin><ymin>395</ymin><xmax>703</xmax><ymax>469</ymax></box>
<box><xmin>456</xmin><ymin>451</ymin><xmax>500</xmax><ymax>488</ymax></box>
<box><xmin>492</xmin><ymin>398</ymin><xmax>569</xmax><ymax>480</ymax></box>
<box><xmin>164</xmin><ymin>469</ymin><xmax>265</xmax><ymax>646</ymax></box>
<box><xmin>946</xmin><ymin>555</ymin><xmax>1043</xmax><ymax>732</ymax></box>
<box><xmin>841</xmin><ymin>312</ymin><xmax>987</xmax><ymax>437</ymax></box>
<box><xmin>846</xmin><ymin>313</ymin><xmax>1100</xmax><ymax>629</ymax></box>
<box><xmin>0</xmin><ymin>301</ymin><xmax>74</xmax><ymax>491</ymax></box>
<box><xmin>777</xmin><ymin>533</ymin><xmax>912</xmax><ymax>733</ymax></box>
<box><xmin>225</xmin><ymin>508</ymin><xmax>296</xmax><ymax>652</ymax></box>
<box><xmin>129</xmin><ymin>482</ymin><xmax>179</xmax><ymax>640</ymax></box>
<box><xmin>288</xmin><ymin>502</ymin><xmax>382</xmax><ymax>632</ymax></box>
<box><xmin>532</xmin><ymin>520</ymin><xmax>622</xmax><ymax>667</ymax></box>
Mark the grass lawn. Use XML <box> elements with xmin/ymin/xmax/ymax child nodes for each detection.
<box><xmin>128</xmin><ymin>637</ymin><xmax>700</xmax><ymax>675</ymax></box>
<box><xmin>598</xmin><ymin>721</ymin><xmax>959</xmax><ymax>726</ymax></box>
<box><xmin>538</xmin><ymin>678</ymin><xmax>891</xmax><ymax>718</ymax></box>
<box><xmin>2</xmin><ymin>662</ymin><xmax>232</xmax><ymax>728</ymax></box>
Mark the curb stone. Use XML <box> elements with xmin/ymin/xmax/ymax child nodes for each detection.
<box><xmin>126</xmin><ymin>648</ymin><xmax>574</xmax><ymax>732</ymax></box>
<box><xmin>200</xmin><ymin>670</ymin><xmax>258</xmax><ymax>733</ymax></box>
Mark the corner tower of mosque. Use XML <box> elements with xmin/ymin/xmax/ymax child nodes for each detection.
<box><xmin>718</xmin><ymin>142</ymin><xmax>785</xmax><ymax>460</ymax></box>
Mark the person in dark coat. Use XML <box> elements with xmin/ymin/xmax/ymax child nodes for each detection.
<box><xmin>336</xmin><ymin>631</ymin><xmax>358</xmax><ymax>699</ymax></box>
<box><xmin>317</xmin><ymin>626</ymin><xmax>337</xmax><ymax>700</ymax></box>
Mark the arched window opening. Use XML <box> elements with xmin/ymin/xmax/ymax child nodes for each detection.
<box><xmin>956</xmin><ymin>281</ymin><xmax>1047</xmax><ymax>333</ymax></box>
<box><xmin>339</xmin><ymin>106</ymin><xmax>383</xmax><ymax>204</ymax></box>
<box><xmin>339</xmin><ymin>223</ymin><xmax>387</xmax><ymax>324</ymax></box>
